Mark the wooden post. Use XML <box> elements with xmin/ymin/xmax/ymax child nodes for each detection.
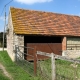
<box><xmin>33</xmin><ymin>46</ymin><xmax>37</xmax><ymax>76</ymax></box>
<box><xmin>51</xmin><ymin>53</ymin><xmax>56</xmax><ymax>80</ymax></box>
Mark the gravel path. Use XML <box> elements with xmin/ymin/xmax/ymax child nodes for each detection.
<box><xmin>0</xmin><ymin>63</ymin><xmax>13</xmax><ymax>80</ymax></box>
<box><xmin>0</xmin><ymin>48</ymin><xmax>7</xmax><ymax>51</ymax></box>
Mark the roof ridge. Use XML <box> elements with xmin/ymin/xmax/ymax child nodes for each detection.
<box><xmin>10</xmin><ymin>6</ymin><xmax>80</xmax><ymax>17</ymax></box>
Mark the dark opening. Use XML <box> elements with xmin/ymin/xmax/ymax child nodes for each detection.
<box><xmin>24</xmin><ymin>36</ymin><xmax>62</xmax><ymax>43</ymax></box>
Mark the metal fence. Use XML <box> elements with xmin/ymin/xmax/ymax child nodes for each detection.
<box><xmin>37</xmin><ymin>57</ymin><xmax>52</xmax><ymax>80</ymax></box>
<box><xmin>15</xmin><ymin>45</ymin><xmax>80</xmax><ymax>80</ymax></box>
<box><xmin>56</xmin><ymin>59</ymin><xmax>80</xmax><ymax>80</ymax></box>
<box><xmin>15</xmin><ymin>45</ymin><xmax>53</xmax><ymax>79</ymax></box>
<box><xmin>15</xmin><ymin>45</ymin><xmax>37</xmax><ymax>76</ymax></box>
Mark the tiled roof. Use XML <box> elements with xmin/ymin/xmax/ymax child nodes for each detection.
<box><xmin>10</xmin><ymin>7</ymin><xmax>80</xmax><ymax>36</ymax></box>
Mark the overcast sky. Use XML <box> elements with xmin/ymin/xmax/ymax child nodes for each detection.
<box><xmin>0</xmin><ymin>0</ymin><xmax>80</xmax><ymax>32</ymax></box>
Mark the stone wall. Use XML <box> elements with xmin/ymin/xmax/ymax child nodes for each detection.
<box><xmin>62</xmin><ymin>50</ymin><xmax>80</xmax><ymax>58</ymax></box>
<box><xmin>7</xmin><ymin>9</ymin><xmax>24</xmax><ymax>61</ymax></box>
<box><xmin>13</xmin><ymin>34</ymin><xmax>24</xmax><ymax>60</ymax></box>
<box><xmin>7</xmin><ymin>10</ymin><xmax>14</xmax><ymax>61</ymax></box>
<box><xmin>13</xmin><ymin>34</ymin><xmax>24</xmax><ymax>46</ymax></box>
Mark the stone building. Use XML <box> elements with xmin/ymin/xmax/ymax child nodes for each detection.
<box><xmin>7</xmin><ymin>7</ymin><xmax>80</xmax><ymax>61</ymax></box>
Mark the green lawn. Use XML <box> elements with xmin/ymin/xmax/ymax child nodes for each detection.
<box><xmin>56</xmin><ymin>59</ymin><xmax>80</xmax><ymax>80</ymax></box>
<box><xmin>0</xmin><ymin>51</ymin><xmax>38</xmax><ymax>80</ymax></box>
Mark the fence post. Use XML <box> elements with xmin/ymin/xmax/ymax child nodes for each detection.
<box><xmin>51</xmin><ymin>53</ymin><xmax>56</xmax><ymax>80</ymax></box>
<box><xmin>33</xmin><ymin>46</ymin><xmax>37</xmax><ymax>76</ymax></box>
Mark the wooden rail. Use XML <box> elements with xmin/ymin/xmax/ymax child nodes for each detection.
<box><xmin>37</xmin><ymin>51</ymin><xmax>80</xmax><ymax>64</ymax></box>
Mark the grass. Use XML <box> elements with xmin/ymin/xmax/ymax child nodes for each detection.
<box><xmin>0</xmin><ymin>51</ymin><xmax>80</xmax><ymax>80</ymax></box>
<box><xmin>0</xmin><ymin>51</ymin><xmax>38</xmax><ymax>80</ymax></box>
<box><xmin>56</xmin><ymin>59</ymin><xmax>80</xmax><ymax>80</ymax></box>
<box><xmin>16</xmin><ymin>59</ymin><xmax>34</xmax><ymax>76</ymax></box>
<box><xmin>37</xmin><ymin>58</ymin><xmax>80</xmax><ymax>80</ymax></box>
<box><xmin>37</xmin><ymin>59</ymin><xmax>52</xmax><ymax>80</ymax></box>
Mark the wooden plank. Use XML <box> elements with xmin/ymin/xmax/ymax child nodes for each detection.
<box><xmin>37</xmin><ymin>51</ymin><xmax>52</xmax><ymax>57</ymax></box>
<box><xmin>37</xmin><ymin>51</ymin><xmax>80</xmax><ymax>64</ymax></box>
<box><xmin>54</xmin><ymin>54</ymin><xmax>80</xmax><ymax>64</ymax></box>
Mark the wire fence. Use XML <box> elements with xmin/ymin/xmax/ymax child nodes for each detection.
<box><xmin>56</xmin><ymin>59</ymin><xmax>80</xmax><ymax>80</ymax></box>
<box><xmin>15</xmin><ymin>45</ymin><xmax>52</xmax><ymax>79</ymax></box>
<box><xmin>37</xmin><ymin>51</ymin><xmax>80</xmax><ymax>80</ymax></box>
<box><xmin>37</xmin><ymin>58</ymin><xmax>52</xmax><ymax>80</ymax></box>
<box><xmin>15</xmin><ymin>45</ymin><xmax>80</xmax><ymax>80</ymax></box>
<box><xmin>15</xmin><ymin>45</ymin><xmax>37</xmax><ymax>76</ymax></box>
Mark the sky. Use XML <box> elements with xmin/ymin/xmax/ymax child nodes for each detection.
<box><xmin>0</xmin><ymin>0</ymin><xmax>80</xmax><ymax>32</ymax></box>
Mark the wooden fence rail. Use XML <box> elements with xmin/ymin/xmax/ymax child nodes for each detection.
<box><xmin>37</xmin><ymin>51</ymin><xmax>80</xmax><ymax>64</ymax></box>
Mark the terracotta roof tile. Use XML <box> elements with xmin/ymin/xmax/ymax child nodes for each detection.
<box><xmin>10</xmin><ymin>7</ymin><xmax>80</xmax><ymax>36</ymax></box>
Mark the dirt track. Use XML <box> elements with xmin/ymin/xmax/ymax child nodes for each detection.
<box><xmin>0</xmin><ymin>63</ymin><xmax>13</xmax><ymax>80</ymax></box>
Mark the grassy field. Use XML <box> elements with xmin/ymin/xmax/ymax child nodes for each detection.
<box><xmin>55</xmin><ymin>59</ymin><xmax>80</xmax><ymax>80</ymax></box>
<box><xmin>37</xmin><ymin>58</ymin><xmax>80</xmax><ymax>80</ymax></box>
<box><xmin>0</xmin><ymin>51</ymin><xmax>38</xmax><ymax>80</ymax></box>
